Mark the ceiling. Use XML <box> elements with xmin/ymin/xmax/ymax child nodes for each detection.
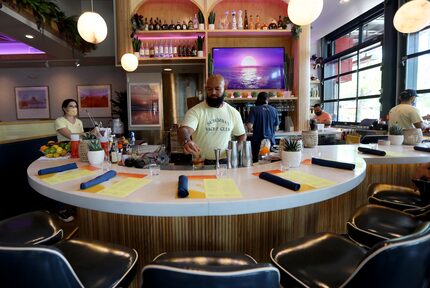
<box><xmin>0</xmin><ymin>0</ymin><xmax>384</xmax><ymax>68</ymax></box>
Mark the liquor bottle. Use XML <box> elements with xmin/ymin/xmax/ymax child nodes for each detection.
<box><xmin>182</xmin><ymin>20</ymin><xmax>188</xmax><ymax>30</ymax></box>
<box><xmin>144</xmin><ymin>17</ymin><xmax>149</xmax><ymax>30</ymax></box>
<box><xmin>149</xmin><ymin>17</ymin><xmax>154</xmax><ymax>30</ymax></box>
<box><xmin>177</xmin><ymin>41</ymin><xmax>182</xmax><ymax>57</ymax></box>
<box><xmin>162</xmin><ymin>20</ymin><xmax>169</xmax><ymax>30</ymax></box>
<box><xmin>175</xmin><ymin>20</ymin><xmax>182</xmax><ymax>30</ymax></box>
<box><xmin>188</xmin><ymin>18</ymin><xmax>193</xmax><ymax>30</ymax></box>
<box><xmin>255</xmin><ymin>14</ymin><xmax>260</xmax><ymax>30</ymax></box>
<box><xmin>154</xmin><ymin>40</ymin><xmax>159</xmax><ymax>57</ymax></box>
<box><xmin>244</xmin><ymin>10</ymin><xmax>249</xmax><ymax>30</ymax></box>
<box><xmin>110</xmin><ymin>141</ymin><xmax>118</xmax><ymax>164</ymax></box>
<box><xmin>169</xmin><ymin>40</ymin><xmax>173</xmax><ymax>58</ymax></box>
<box><xmin>139</xmin><ymin>41</ymin><xmax>145</xmax><ymax>58</ymax></box>
<box><xmin>144</xmin><ymin>42</ymin><xmax>150</xmax><ymax>58</ymax></box>
<box><xmin>187</xmin><ymin>42</ymin><xmax>192</xmax><ymax>56</ymax></box>
<box><xmin>164</xmin><ymin>40</ymin><xmax>169</xmax><ymax>58</ymax></box>
<box><xmin>192</xmin><ymin>44</ymin><xmax>197</xmax><ymax>57</ymax></box>
<box><xmin>155</xmin><ymin>18</ymin><xmax>161</xmax><ymax>30</ymax></box>
<box><xmin>173</xmin><ymin>40</ymin><xmax>178</xmax><ymax>57</ymax></box>
<box><xmin>268</xmin><ymin>19</ymin><xmax>277</xmax><ymax>30</ymax></box>
<box><xmin>149</xmin><ymin>42</ymin><xmax>155</xmax><ymax>58</ymax></box>
<box><xmin>238</xmin><ymin>10</ymin><xmax>243</xmax><ymax>30</ymax></box>
<box><xmin>249</xmin><ymin>14</ymin><xmax>254</xmax><ymax>30</ymax></box>
<box><xmin>159</xmin><ymin>40</ymin><xmax>164</xmax><ymax>58</ymax></box>
<box><xmin>169</xmin><ymin>20</ymin><xmax>175</xmax><ymax>30</ymax></box>
<box><xmin>193</xmin><ymin>14</ymin><xmax>198</xmax><ymax>29</ymax></box>
<box><xmin>261</xmin><ymin>22</ymin><xmax>268</xmax><ymax>30</ymax></box>
<box><xmin>231</xmin><ymin>11</ymin><xmax>237</xmax><ymax>30</ymax></box>
<box><xmin>278</xmin><ymin>15</ymin><xmax>283</xmax><ymax>29</ymax></box>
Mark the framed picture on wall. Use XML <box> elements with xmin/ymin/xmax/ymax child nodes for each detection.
<box><xmin>129</xmin><ymin>82</ymin><xmax>162</xmax><ymax>128</ymax></box>
<box><xmin>15</xmin><ymin>86</ymin><xmax>50</xmax><ymax>119</ymax></box>
<box><xmin>77</xmin><ymin>84</ymin><xmax>111</xmax><ymax>117</ymax></box>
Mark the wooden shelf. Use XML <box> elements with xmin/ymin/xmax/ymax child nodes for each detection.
<box><xmin>208</xmin><ymin>29</ymin><xmax>292</xmax><ymax>37</ymax></box>
<box><xmin>137</xmin><ymin>57</ymin><xmax>206</xmax><ymax>65</ymax></box>
<box><xmin>225</xmin><ymin>97</ymin><xmax>297</xmax><ymax>102</ymax></box>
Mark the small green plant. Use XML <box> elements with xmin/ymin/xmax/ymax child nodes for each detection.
<box><xmin>268</xmin><ymin>91</ymin><xmax>275</xmax><ymax>98</ymax></box>
<box><xmin>87</xmin><ymin>139</ymin><xmax>102</xmax><ymax>151</ymax></box>
<box><xmin>196</xmin><ymin>35</ymin><xmax>204</xmax><ymax>51</ymax></box>
<box><xmin>197</xmin><ymin>10</ymin><xmax>205</xmax><ymax>24</ymax></box>
<box><xmin>292</xmin><ymin>24</ymin><xmax>302</xmax><ymax>39</ymax></box>
<box><xmin>233</xmin><ymin>91</ymin><xmax>241</xmax><ymax>98</ymax></box>
<box><xmin>81</xmin><ymin>132</ymin><xmax>97</xmax><ymax>140</ymax></box>
<box><xmin>132</xmin><ymin>37</ymin><xmax>141</xmax><ymax>52</ymax></box>
<box><xmin>389</xmin><ymin>123</ymin><xmax>403</xmax><ymax>135</ymax></box>
<box><xmin>130</xmin><ymin>13</ymin><xmax>143</xmax><ymax>38</ymax></box>
<box><xmin>251</xmin><ymin>91</ymin><xmax>258</xmax><ymax>98</ymax></box>
<box><xmin>282</xmin><ymin>138</ymin><xmax>301</xmax><ymax>152</ymax></box>
<box><xmin>208</xmin><ymin>11</ymin><xmax>216</xmax><ymax>24</ymax></box>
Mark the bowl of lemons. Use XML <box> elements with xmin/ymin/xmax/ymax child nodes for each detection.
<box><xmin>40</xmin><ymin>141</ymin><xmax>71</xmax><ymax>158</ymax></box>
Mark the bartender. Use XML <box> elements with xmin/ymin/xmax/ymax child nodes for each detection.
<box><xmin>178</xmin><ymin>74</ymin><xmax>246</xmax><ymax>164</ymax></box>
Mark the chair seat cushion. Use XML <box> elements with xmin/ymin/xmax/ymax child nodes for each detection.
<box><xmin>55</xmin><ymin>239</ymin><xmax>138</xmax><ymax>288</ymax></box>
<box><xmin>270</xmin><ymin>233</ymin><xmax>366</xmax><ymax>287</ymax></box>
<box><xmin>347</xmin><ymin>204</ymin><xmax>422</xmax><ymax>248</ymax></box>
<box><xmin>0</xmin><ymin>211</ymin><xmax>63</xmax><ymax>245</ymax></box>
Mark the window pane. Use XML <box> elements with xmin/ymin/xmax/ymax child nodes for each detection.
<box><xmin>406</xmin><ymin>54</ymin><xmax>430</xmax><ymax>90</ymax></box>
<box><xmin>407</xmin><ymin>27</ymin><xmax>430</xmax><ymax>54</ymax></box>
<box><xmin>358</xmin><ymin>66</ymin><xmax>382</xmax><ymax>96</ymax></box>
<box><xmin>335</xmin><ymin>28</ymin><xmax>359</xmax><ymax>54</ymax></box>
<box><xmin>324</xmin><ymin>60</ymin><xmax>338</xmax><ymax>78</ymax></box>
<box><xmin>323</xmin><ymin>102</ymin><xmax>338</xmax><ymax>122</ymax></box>
<box><xmin>323</xmin><ymin>78</ymin><xmax>338</xmax><ymax>100</ymax></box>
<box><xmin>338</xmin><ymin>100</ymin><xmax>357</xmax><ymax>122</ymax></box>
<box><xmin>340</xmin><ymin>52</ymin><xmax>357</xmax><ymax>74</ymax></box>
<box><xmin>359</xmin><ymin>43</ymin><xmax>382</xmax><ymax>68</ymax></box>
<box><xmin>415</xmin><ymin>92</ymin><xmax>430</xmax><ymax>117</ymax></box>
<box><xmin>339</xmin><ymin>72</ymin><xmax>357</xmax><ymax>99</ymax></box>
<box><xmin>357</xmin><ymin>98</ymin><xmax>381</xmax><ymax>122</ymax></box>
<box><xmin>362</xmin><ymin>16</ymin><xmax>384</xmax><ymax>42</ymax></box>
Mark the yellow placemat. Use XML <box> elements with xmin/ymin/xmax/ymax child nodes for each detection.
<box><xmin>96</xmin><ymin>178</ymin><xmax>151</xmax><ymax>198</ymax></box>
<box><xmin>184</xmin><ymin>175</ymin><xmax>216</xmax><ymax>199</ymax></box>
<box><xmin>38</xmin><ymin>169</ymin><xmax>95</xmax><ymax>185</ymax></box>
<box><xmin>277</xmin><ymin>170</ymin><xmax>337</xmax><ymax>191</ymax></box>
<box><xmin>385</xmin><ymin>151</ymin><xmax>407</xmax><ymax>157</ymax></box>
<box><xmin>204</xmin><ymin>179</ymin><xmax>242</xmax><ymax>199</ymax></box>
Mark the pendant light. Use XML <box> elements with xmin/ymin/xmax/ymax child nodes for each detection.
<box><xmin>77</xmin><ymin>0</ymin><xmax>107</xmax><ymax>44</ymax></box>
<box><xmin>288</xmin><ymin>0</ymin><xmax>324</xmax><ymax>26</ymax></box>
<box><xmin>121</xmin><ymin>53</ymin><xmax>139</xmax><ymax>72</ymax></box>
<box><xmin>393</xmin><ymin>0</ymin><xmax>430</xmax><ymax>34</ymax></box>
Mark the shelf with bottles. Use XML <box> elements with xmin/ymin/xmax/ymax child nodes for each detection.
<box><xmin>207</xmin><ymin>29</ymin><xmax>291</xmax><ymax>37</ymax></box>
<box><xmin>225</xmin><ymin>97</ymin><xmax>297</xmax><ymax>102</ymax></box>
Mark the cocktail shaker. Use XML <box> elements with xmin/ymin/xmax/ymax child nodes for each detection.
<box><xmin>241</xmin><ymin>141</ymin><xmax>253</xmax><ymax>167</ymax></box>
<box><xmin>228</xmin><ymin>140</ymin><xmax>239</xmax><ymax>168</ymax></box>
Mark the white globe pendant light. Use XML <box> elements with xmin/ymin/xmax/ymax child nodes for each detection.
<box><xmin>393</xmin><ymin>0</ymin><xmax>430</xmax><ymax>34</ymax></box>
<box><xmin>77</xmin><ymin>0</ymin><xmax>107</xmax><ymax>44</ymax></box>
<box><xmin>121</xmin><ymin>53</ymin><xmax>139</xmax><ymax>72</ymax></box>
<box><xmin>288</xmin><ymin>0</ymin><xmax>324</xmax><ymax>26</ymax></box>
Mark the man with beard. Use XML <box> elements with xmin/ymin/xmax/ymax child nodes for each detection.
<box><xmin>179</xmin><ymin>74</ymin><xmax>246</xmax><ymax>163</ymax></box>
<box><xmin>313</xmin><ymin>103</ymin><xmax>332</xmax><ymax>127</ymax></box>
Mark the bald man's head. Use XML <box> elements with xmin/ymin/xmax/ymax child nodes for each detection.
<box><xmin>205</xmin><ymin>74</ymin><xmax>226</xmax><ymax>108</ymax></box>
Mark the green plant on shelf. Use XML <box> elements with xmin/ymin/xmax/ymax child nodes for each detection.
<box><xmin>251</xmin><ymin>91</ymin><xmax>258</xmax><ymax>98</ymax></box>
<box><xmin>233</xmin><ymin>91</ymin><xmax>241</xmax><ymax>98</ymax></box>
<box><xmin>196</xmin><ymin>35</ymin><xmax>204</xmax><ymax>51</ymax></box>
<box><xmin>132</xmin><ymin>37</ymin><xmax>141</xmax><ymax>52</ymax></box>
<box><xmin>292</xmin><ymin>24</ymin><xmax>302</xmax><ymax>39</ymax></box>
<box><xmin>197</xmin><ymin>10</ymin><xmax>205</xmax><ymax>24</ymax></box>
<box><xmin>208</xmin><ymin>11</ymin><xmax>216</xmax><ymax>24</ymax></box>
<box><xmin>130</xmin><ymin>13</ymin><xmax>143</xmax><ymax>37</ymax></box>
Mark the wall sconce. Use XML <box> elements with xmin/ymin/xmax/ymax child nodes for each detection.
<box><xmin>288</xmin><ymin>0</ymin><xmax>324</xmax><ymax>26</ymax></box>
<box><xmin>121</xmin><ymin>53</ymin><xmax>138</xmax><ymax>72</ymax></box>
<box><xmin>77</xmin><ymin>0</ymin><xmax>107</xmax><ymax>44</ymax></box>
<box><xmin>393</xmin><ymin>0</ymin><xmax>430</xmax><ymax>33</ymax></box>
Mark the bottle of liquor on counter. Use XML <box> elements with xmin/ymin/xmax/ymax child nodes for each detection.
<box><xmin>162</xmin><ymin>20</ymin><xmax>169</xmax><ymax>30</ymax></box>
<box><xmin>193</xmin><ymin>14</ymin><xmax>198</xmax><ymax>29</ymax></box>
<box><xmin>169</xmin><ymin>20</ymin><xmax>175</xmax><ymax>30</ymax></box>
<box><xmin>182</xmin><ymin>20</ymin><xmax>188</xmax><ymax>30</ymax></box>
<box><xmin>149</xmin><ymin>17</ymin><xmax>154</xmax><ymax>30</ymax></box>
<box><xmin>110</xmin><ymin>141</ymin><xmax>118</xmax><ymax>164</ymax></box>
<box><xmin>144</xmin><ymin>17</ymin><xmax>149</xmax><ymax>30</ymax></box>
<box><xmin>244</xmin><ymin>10</ymin><xmax>249</xmax><ymax>30</ymax></box>
<box><xmin>175</xmin><ymin>20</ymin><xmax>182</xmax><ymax>30</ymax></box>
<box><xmin>255</xmin><ymin>14</ymin><xmax>260</xmax><ymax>30</ymax></box>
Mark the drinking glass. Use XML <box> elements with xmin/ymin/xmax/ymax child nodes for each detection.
<box><xmin>216</xmin><ymin>164</ymin><xmax>228</xmax><ymax>178</ymax></box>
<box><xmin>192</xmin><ymin>152</ymin><xmax>205</xmax><ymax>169</ymax></box>
<box><xmin>148</xmin><ymin>163</ymin><xmax>160</xmax><ymax>176</ymax></box>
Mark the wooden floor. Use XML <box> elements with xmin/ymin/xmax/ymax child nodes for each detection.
<box><xmin>77</xmin><ymin>163</ymin><xmax>419</xmax><ymax>288</ymax></box>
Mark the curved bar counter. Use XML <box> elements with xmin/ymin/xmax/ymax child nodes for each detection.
<box><xmin>27</xmin><ymin>144</ymin><xmax>430</xmax><ymax>287</ymax></box>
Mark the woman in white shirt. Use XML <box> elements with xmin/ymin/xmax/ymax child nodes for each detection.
<box><xmin>54</xmin><ymin>99</ymin><xmax>84</xmax><ymax>142</ymax></box>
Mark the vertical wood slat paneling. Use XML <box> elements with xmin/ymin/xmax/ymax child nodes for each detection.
<box><xmin>77</xmin><ymin>163</ymin><xmax>419</xmax><ymax>288</ymax></box>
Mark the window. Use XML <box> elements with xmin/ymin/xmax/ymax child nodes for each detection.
<box><xmin>322</xmin><ymin>12</ymin><xmax>383</xmax><ymax>124</ymax></box>
<box><xmin>405</xmin><ymin>27</ymin><xmax>430</xmax><ymax>116</ymax></box>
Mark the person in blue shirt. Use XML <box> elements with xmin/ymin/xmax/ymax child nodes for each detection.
<box><xmin>246</xmin><ymin>92</ymin><xmax>280</xmax><ymax>162</ymax></box>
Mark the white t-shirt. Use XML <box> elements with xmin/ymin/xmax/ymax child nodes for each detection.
<box><xmin>54</xmin><ymin>116</ymin><xmax>84</xmax><ymax>142</ymax></box>
<box><xmin>388</xmin><ymin>104</ymin><xmax>422</xmax><ymax>129</ymax></box>
<box><xmin>181</xmin><ymin>102</ymin><xmax>246</xmax><ymax>160</ymax></box>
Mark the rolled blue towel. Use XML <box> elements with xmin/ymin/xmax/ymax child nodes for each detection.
<box><xmin>178</xmin><ymin>175</ymin><xmax>189</xmax><ymax>198</ymax></box>
<box><xmin>259</xmin><ymin>172</ymin><xmax>300</xmax><ymax>191</ymax></box>
<box><xmin>312</xmin><ymin>157</ymin><xmax>355</xmax><ymax>170</ymax></box>
<box><xmin>38</xmin><ymin>163</ymin><xmax>78</xmax><ymax>175</ymax></box>
<box><xmin>357</xmin><ymin>147</ymin><xmax>386</xmax><ymax>156</ymax></box>
<box><xmin>80</xmin><ymin>170</ymin><xmax>117</xmax><ymax>190</ymax></box>
<box><xmin>414</xmin><ymin>145</ymin><xmax>430</xmax><ymax>153</ymax></box>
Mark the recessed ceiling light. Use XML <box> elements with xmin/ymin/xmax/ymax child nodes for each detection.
<box><xmin>25</xmin><ymin>34</ymin><xmax>34</xmax><ymax>39</ymax></box>
<box><xmin>163</xmin><ymin>68</ymin><xmax>172</xmax><ymax>71</ymax></box>
<box><xmin>339</xmin><ymin>0</ymin><xmax>350</xmax><ymax>3</ymax></box>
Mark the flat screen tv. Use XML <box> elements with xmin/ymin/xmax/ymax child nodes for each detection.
<box><xmin>212</xmin><ymin>47</ymin><xmax>285</xmax><ymax>90</ymax></box>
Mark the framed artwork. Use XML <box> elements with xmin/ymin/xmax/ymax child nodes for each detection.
<box><xmin>128</xmin><ymin>82</ymin><xmax>163</xmax><ymax>128</ymax></box>
<box><xmin>77</xmin><ymin>84</ymin><xmax>111</xmax><ymax>117</ymax></box>
<box><xmin>15</xmin><ymin>86</ymin><xmax>50</xmax><ymax>119</ymax></box>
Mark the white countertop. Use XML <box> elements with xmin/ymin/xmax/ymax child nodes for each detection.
<box><xmin>247</xmin><ymin>129</ymin><xmax>342</xmax><ymax>138</ymax></box>
<box><xmin>27</xmin><ymin>144</ymin><xmax>429</xmax><ymax>217</ymax></box>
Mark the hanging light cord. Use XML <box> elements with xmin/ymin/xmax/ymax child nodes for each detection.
<box><xmin>90</xmin><ymin>0</ymin><xmax>94</xmax><ymax>12</ymax></box>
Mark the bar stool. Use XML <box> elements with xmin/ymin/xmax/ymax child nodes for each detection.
<box><xmin>0</xmin><ymin>210</ymin><xmax>63</xmax><ymax>245</ymax></box>
<box><xmin>0</xmin><ymin>238</ymin><xmax>138</xmax><ymax>288</ymax></box>
<box><xmin>347</xmin><ymin>204</ymin><xmax>429</xmax><ymax>248</ymax></box>
<box><xmin>141</xmin><ymin>251</ymin><xmax>280</xmax><ymax>288</ymax></box>
<box><xmin>270</xmin><ymin>223</ymin><xmax>430</xmax><ymax>288</ymax></box>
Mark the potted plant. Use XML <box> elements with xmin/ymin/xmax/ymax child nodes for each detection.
<box><xmin>251</xmin><ymin>91</ymin><xmax>258</xmax><ymax>98</ymax></box>
<box><xmin>78</xmin><ymin>132</ymin><xmax>96</xmax><ymax>162</ymax></box>
<box><xmin>87</xmin><ymin>139</ymin><xmax>105</xmax><ymax>166</ymax></box>
<box><xmin>388</xmin><ymin>123</ymin><xmax>404</xmax><ymax>145</ymax></box>
<box><xmin>132</xmin><ymin>37</ymin><xmax>141</xmax><ymax>58</ymax></box>
<box><xmin>292</xmin><ymin>24</ymin><xmax>302</xmax><ymax>39</ymax></box>
<box><xmin>281</xmin><ymin>138</ymin><xmax>302</xmax><ymax>168</ymax></box>
<box><xmin>233</xmin><ymin>91</ymin><xmax>241</xmax><ymax>98</ymax></box>
<box><xmin>208</xmin><ymin>11</ymin><xmax>216</xmax><ymax>30</ymax></box>
<box><xmin>196</xmin><ymin>35</ymin><xmax>204</xmax><ymax>57</ymax></box>
<box><xmin>197</xmin><ymin>10</ymin><xmax>205</xmax><ymax>30</ymax></box>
